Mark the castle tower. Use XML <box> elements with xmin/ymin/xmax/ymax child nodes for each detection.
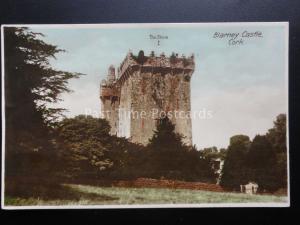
<box><xmin>107</xmin><ymin>65</ymin><xmax>116</xmax><ymax>84</ymax></box>
<box><xmin>100</xmin><ymin>50</ymin><xmax>195</xmax><ymax>145</ymax></box>
<box><xmin>100</xmin><ymin>66</ymin><xmax>120</xmax><ymax>135</ymax></box>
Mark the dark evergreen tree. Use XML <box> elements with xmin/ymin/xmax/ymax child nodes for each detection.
<box><xmin>146</xmin><ymin>117</ymin><xmax>215</xmax><ymax>182</ymax></box>
<box><xmin>220</xmin><ymin>135</ymin><xmax>250</xmax><ymax>190</ymax></box>
<box><xmin>267</xmin><ymin>114</ymin><xmax>287</xmax><ymax>153</ymax></box>
<box><xmin>220</xmin><ymin>114</ymin><xmax>287</xmax><ymax>192</ymax></box>
<box><xmin>266</xmin><ymin>114</ymin><xmax>287</xmax><ymax>188</ymax></box>
<box><xmin>4</xmin><ymin>27</ymin><xmax>82</xmax><ymax>176</ymax></box>
<box><xmin>247</xmin><ymin>135</ymin><xmax>279</xmax><ymax>191</ymax></box>
<box><xmin>148</xmin><ymin>116</ymin><xmax>184</xmax><ymax>150</ymax></box>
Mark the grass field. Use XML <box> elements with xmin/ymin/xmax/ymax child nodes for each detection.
<box><xmin>5</xmin><ymin>183</ymin><xmax>288</xmax><ymax>206</ymax></box>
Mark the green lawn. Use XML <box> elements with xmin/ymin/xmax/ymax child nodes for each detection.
<box><xmin>5</xmin><ymin>183</ymin><xmax>288</xmax><ymax>206</ymax></box>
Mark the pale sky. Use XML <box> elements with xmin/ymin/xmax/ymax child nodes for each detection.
<box><xmin>30</xmin><ymin>23</ymin><xmax>288</xmax><ymax>149</ymax></box>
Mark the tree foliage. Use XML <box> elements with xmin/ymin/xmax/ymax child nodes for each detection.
<box><xmin>201</xmin><ymin>146</ymin><xmax>227</xmax><ymax>161</ymax></box>
<box><xmin>5</xmin><ymin>27</ymin><xmax>82</xmax><ymax>128</ymax></box>
<box><xmin>266</xmin><ymin>114</ymin><xmax>288</xmax><ymax>188</ymax></box>
<box><xmin>220</xmin><ymin>135</ymin><xmax>250</xmax><ymax>190</ymax></box>
<box><xmin>145</xmin><ymin>117</ymin><xmax>216</xmax><ymax>182</ymax></box>
<box><xmin>57</xmin><ymin>115</ymin><xmax>113</xmax><ymax>179</ymax></box>
<box><xmin>267</xmin><ymin>114</ymin><xmax>287</xmax><ymax>153</ymax></box>
<box><xmin>247</xmin><ymin>135</ymin><xmax>279</xmax><ymax>191</ymax></box>
<box><xmin>55</xmin><ymin>115</ymin><xmax>215</xmax><ymax>183</ymax></box>
<box><xmin>220</xmin><ymin>114</ymin><xmax>287</xmax><ymax>192</ymax></box>
<box><xmin>148</xmin><ymin>117</ymin><xmax>184</xmax><ymax>150</ymax></box>
<box><xmin>4</xmin><ymin>27</ymin><xmax>82</xmax><ymax>175</ymax></box>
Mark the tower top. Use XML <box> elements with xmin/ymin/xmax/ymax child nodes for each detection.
<box><xmin>120</xmin><ymin>50</ymin><xmax>194</xmax><ymax>68</ymax></box>
<box><xmin>107</xmin><ymin>65</ymin><xmax>116</xmax><ymax>84</ymax></box>
<box><xmin>101</xmin><ymin>50</ymin><xmax>195</xmax><ymax>88</ymax></box>
<box><xmin>116</xmin><ymin>50</ymin><xmax>195</xmax><ymax>84</ymax></box>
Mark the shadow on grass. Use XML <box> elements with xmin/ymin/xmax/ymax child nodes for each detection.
<box><xmin>5</xmin><ymin>177</ymin><xmax>119</xmax><ymax>203</ymax></box>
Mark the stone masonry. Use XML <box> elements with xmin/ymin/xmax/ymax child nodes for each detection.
<box><xmin>100</xmin><ymin>50</ymin><xmax>195</xmax><ymax>145</ymax></box>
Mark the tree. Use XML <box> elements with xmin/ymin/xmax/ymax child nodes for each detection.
<box><xmin>220</xmin><ymin>135</ymin><xmax>250</xmax><ymax>190</ymax></box>
<box><xmin>57</xmin><ymin>115</ymin><xmax>113</xmax><ymax>179</ymax></box>
<box><xmin>57</xmin><ymin>115</ymin><xmax>145</xmax><ymax>180</ymax></box>
<box><xmin>200</xmin><ymin>147</ymin><xmax>227</xmax><ymax>179</ymax></box>
<box><xmin>247</xmin><ymin>135</ymin><xmax>279</xmax><ymax>191</ymax></box>
<box><xmin>201</xmin><ymin>146</ymin><xmax>219</xmax><ymax>162</ymax></box>
<box><xmin>105</xmin><ymin>136</ymin><xmax>145</xmax><ymax>179</ymax></box>
<box><xmin>219</xmin><ymin>148</ymin><xmax>227</xmax><ymax>160</ymax></box>
<box><xmin>184</xmin><ymin>146</ymin><xmax>217</xmax><ymax>182</ymax></box>
<box><xmin>146</xmin><ymin>117</ymin><xmax>184</xmax><ymax>178</ymax></box>
<box><xmin>4</xmin><ymin>27</ymin><xmax>82</xmax><ymax>175</ymax></box>
<box><xmin>146</xmin><ymin>117</ymin><xmax>215</xmax><ymax>182</ymax></box>
<box><xmin>148</xmin><ymin>116</ymin><xmax>184</xmax><ymax>150</ymax></box>
<box><xmin>266</xmin><ymin>114</ymin><xmax>287</xmax><ymax>188</ymax></box>
<box><xmin>267</xmin><ymin>114</ymin><xmax>287</xmax><ymax>153</ymax></box>
<box><xmin>220</xmin><ymin>114</ymin><xmax>287</xmax><ymax>192</ymax></box>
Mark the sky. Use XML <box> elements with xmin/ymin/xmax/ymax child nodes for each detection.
<box><xmin>29</xmin><ymin>23</ymin><xmax>288</xmax><ymax>149</ymax></box>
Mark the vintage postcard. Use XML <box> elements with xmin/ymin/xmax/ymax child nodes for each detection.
<box><xmin>1</xmin><ymin>23</ymin><xmax>289</xmax><ymax>209</ymax></box>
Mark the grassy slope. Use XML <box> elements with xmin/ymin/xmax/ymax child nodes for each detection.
<box><xmin>5</xmin><ymin>184</ymin><xmax>287</xmax><ymax>206</ymax></box>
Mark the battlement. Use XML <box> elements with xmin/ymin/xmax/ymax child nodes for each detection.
<box><xmin>116</xmin><ymin>51</ymin><xmax>195</xmax><ymax>85</ymax></box>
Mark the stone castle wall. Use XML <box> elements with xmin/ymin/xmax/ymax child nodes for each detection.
<box><xmin>100</xmin><ymin>51</ymin><xmax>195</xmax><ymax>145</ymax></box>
<box><xmin>100</xmin><ymin>87</ymin><xmax>119</xmax><ymax>135</ymax></box>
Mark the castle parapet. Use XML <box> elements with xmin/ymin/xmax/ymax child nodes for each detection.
<box><xmin>100</xmin><ymin>81</ymin><xmax>120</xmax><ymax>100</ymax></box>
<box><xmin>100</xmin><ymin>86</ymin><xmax>119</xmax><ymax>99</ymax></box>
<box><xmin>117</xmin><ymin>51</ymin><xmax>195</xmax><ymax>85</ymax></box>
